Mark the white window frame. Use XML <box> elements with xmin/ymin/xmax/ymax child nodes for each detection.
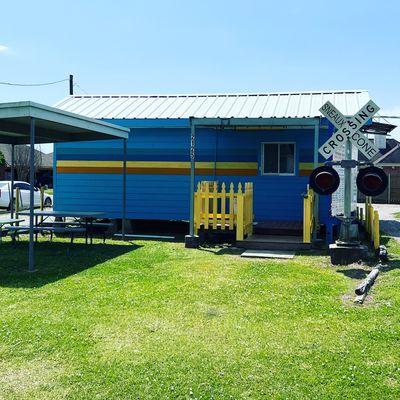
<box><xmin>261</xmin><ymin>142</ymin><xmax>296</xmax><ymax>176</ymax></box>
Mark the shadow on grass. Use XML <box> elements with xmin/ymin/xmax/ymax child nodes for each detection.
<box><xmin>0</xmin><ymin>239</ymin><xmax>138</xmax><ymax>289</ymax></box>
<box><xmin>199</xmin><ymin>244</ymin><xmax>244</xmax><ymax>256</ymax></box>
<box><xmin>336</xmin><ymin>268</ymin><xmax>369</xmax><ymax>279</ymax></box>
<box><xmin>200</xmin><ymin>244</ymin><xmax>330</xmax><ymax>258</ymax></box>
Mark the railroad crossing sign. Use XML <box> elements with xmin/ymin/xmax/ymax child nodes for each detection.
<box><xmin>319</xmin><ymin>100</ymin><xmax>380</xmax><ymax>160</ymax></box>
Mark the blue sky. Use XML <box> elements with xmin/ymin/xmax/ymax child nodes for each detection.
<box><xmin>1</xmin><ymin>0</ymin><xmax>399</xmax><ymax>151</ymax></box>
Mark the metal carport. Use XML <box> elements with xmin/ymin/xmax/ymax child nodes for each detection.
<box><xmin>0</xmin><ymin>101</ymin><xmax>129</xmax><ymax>272</ymax></box>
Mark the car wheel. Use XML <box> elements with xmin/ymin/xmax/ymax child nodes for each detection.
<box><xmin>44</xmin><ymin>197</ymin><xmax>52</xmax><ymax>207</ymax></box>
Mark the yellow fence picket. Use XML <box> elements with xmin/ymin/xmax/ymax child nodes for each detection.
<box><xmin>221</xmin><ymin>183</ymin><xmax>226</xmax><ymax>229</ymax></box>
<box><xmin>194</xmin><ymin>181</ymin><xmax>253</xmax><ymax>240</ymax></box>
<box><xmin>236</xmin><ymin>183</ymin><xmax>244</xmax><ymax>241</ymax></box>
<box><xmin>212</xmin><ymin>182</ymin><xmax>218</xmax><ymax>229</ymax></box>
<box><xmin>204</xmin><ymin>182</ymin><xmax>210</xmax><ymax>229</ymax></box>
<box><xmin>229</xmin><ymin>183</ymin><xmax>234</xmax><ymax>230</ymax></box>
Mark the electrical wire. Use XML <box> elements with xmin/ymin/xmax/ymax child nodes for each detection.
<box><xmin>0</xmin><ymin>78</ymin><xmax>69</xmax><ymax>87</ymax></box>
<box><xmin>376</xmin><ymin>115</ymin><xmax>400</xmax><ymax>120</ymax></box>
<box><xmin>375</xmin><ymin>113</ymin><xmax>393</xmax><ymax>124</ymax></box>
<box><xmin>73</xmin><ymin>82</ymin><xmax>88</xmax><ymax>94</ymax></box>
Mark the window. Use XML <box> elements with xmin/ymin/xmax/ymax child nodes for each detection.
<box><xmin>15</xmin><ymin>183</ymin><xmax>31</xmax><ymax>191</ymax></box>
<box><xmin>262</xmin><ymin>143</ymin><xmax>295</xmax><ymax>175</ymax></box>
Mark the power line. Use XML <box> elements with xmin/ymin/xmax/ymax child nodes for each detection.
<box><xmin>73</xmin><ymin>82</ymin><xmax>88</xmax><ymax>94</ymax></box>
<box><xmin>0</xmin><ymin>78</ymin><xmax>69</xmax><ymax>87</ymax></box>
<box><xmin>375</xmin><ymin>115</ymin><xmax>400</xmax><ymax>120</ymax></box>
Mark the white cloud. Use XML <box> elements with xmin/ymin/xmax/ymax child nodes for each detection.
<box><xmin>0</xmin><ymin>45</ymin><xmax>8</xmax><ymax>52</ymax></box>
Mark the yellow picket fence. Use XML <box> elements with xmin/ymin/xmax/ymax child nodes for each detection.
<box><xmin>303</xmin><ymin>186</ymin><xmax>314</xmax><ymax>244</ymax></box>
<box><xmin>194</xmin><ymin>181</ymin><xmax>253</xmax><ymax>240</ymax></box>
<box><xmin>357</xmin><ymin>197</ymin><xmax>380</xmax><ymax>249</ymax></box>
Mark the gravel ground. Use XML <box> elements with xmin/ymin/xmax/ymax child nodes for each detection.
<box><xmin>360</xmin><ymin>203</ymin><xmax>400</xmax><ymax>241</ymax></box>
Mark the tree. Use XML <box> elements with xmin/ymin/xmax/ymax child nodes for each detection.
<box><xmin>14</xmin><ymin>145</ymin><xmax>42</xmax><ymax>182</ymax></box>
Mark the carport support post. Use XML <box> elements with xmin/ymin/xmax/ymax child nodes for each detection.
<box><xmin>185</xmin><ymin>120</ymin><xmax>199</xmax><ymax>248</ymax></box>
<box><xmin>10</xmin><ymin>144</ymin><xmax>15</xmax><ymax>218</ymax></box>
<box><xmin>313</xmin><ymin>123</ymin><xmax>319</xmax><ymax>241</ymax></box>
<box><xmin>28</xmin><ymin>117</ymin><xmax>36</xmax><ymax>272</ymax></box>
<box><xmin>122</xmin><ymin>138</ymin><xmax>127</xmax><ymax>240</ymax></box>
<box><xmin>189</xmin><ymin>123</ymin><xmax>196</xmax><ymax>235</ymax></box>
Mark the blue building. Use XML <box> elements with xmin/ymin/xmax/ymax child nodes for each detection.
<box><xmin>53</xmin><ymin>90</ymin><xmax>374</xmax><ymax>245</ymax></box>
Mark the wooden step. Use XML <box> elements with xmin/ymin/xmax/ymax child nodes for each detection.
<box><xmin>254</xmin><ymin>220</ymin><xmax>303</xmax><ymax>236</ymax></box>
<box><xmin>237</xmin><ymin>234</ymin><xmax>311</xmax><ymax>251</ymax></box>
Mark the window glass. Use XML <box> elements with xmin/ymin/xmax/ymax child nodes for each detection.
<box><xmin>279</xmin><ymin>144</ymin><xmax>295</xmax><ymax>174</ymax></box>
<box><xmin>263</xmin><ymin>143</ymin><xmax>295</xmax><ymax>175</ymax></box>
<box><xmin>20</xmin><ymin>183</ymin><xmax>30</xmax><ymax>191</ymax></box>
<box><xmin>263</xmin><ymin>144</ymin><xmax>279</xmax><ymax>174</ymax></box>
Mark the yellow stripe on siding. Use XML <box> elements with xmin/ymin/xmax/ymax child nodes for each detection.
<box><xmin>57</xmin><ymin>160</ymin><xmax>258</xmax><ymax>170</ymax></box>
<box><xmin>299</xmin><ymin>162</ymin><xmax>324</xmax><ymax>169</ymax></box>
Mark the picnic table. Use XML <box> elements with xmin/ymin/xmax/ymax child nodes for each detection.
<box><xmin>17</xmin><ymin>210</ymin><xmax>106</xmax><ymax>244</ymax></box>
<box><xmin>0</xmin><ymin>218</ymin><xmax>24</xmax><ymax>243</ymax></box>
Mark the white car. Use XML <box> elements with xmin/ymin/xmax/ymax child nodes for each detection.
<box><xmin>0</xmin><ymin>181</ymin><xmax>53</xmax><ymax>210</ymax></box>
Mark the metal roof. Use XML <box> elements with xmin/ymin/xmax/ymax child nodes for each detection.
<box><xmin>54</xmin><ymin>90</ymin><xmax>371</xmax><ymax>120</ymax></box>
<box><xmin>0</xmin><ymin>101</ymin><xmax>129</xmax><ymax>144</ymax></box>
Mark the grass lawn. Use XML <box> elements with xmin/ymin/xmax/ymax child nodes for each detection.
<box><xmin>0</xmin><ymin>235</ymin><xmax>398</xmax><ymax>399</ymax></box>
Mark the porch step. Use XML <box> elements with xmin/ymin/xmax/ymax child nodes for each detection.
<box><xmin>237</xmin><ymin>234</ymin><xmax>310</xmax><ymax>251</ymax></box>
<box><xmin>254</xmin><ymin>220</ymin><xmax>303</xmax><ymax>236</ymax></box>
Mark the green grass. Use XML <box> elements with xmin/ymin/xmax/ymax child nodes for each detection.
<box><xmin>0</xmin><ymin>235</ymin><xmax>399</xmax><ymax>399</ymax></box>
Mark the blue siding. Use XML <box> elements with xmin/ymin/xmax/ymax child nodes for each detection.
<box><xmin>54</xmin><ymin>120</ymin><xmax>333</xmax><ymax>223</ymax></box>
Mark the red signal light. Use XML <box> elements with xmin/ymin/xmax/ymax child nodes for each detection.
<box><xmin>356</xmin><ymin>166</ymin><xmax>388</xmax><ymax>196</ymax></box>
<box><xmin>309</xmin><ymin>166</ymin><xmax>340</xmax><ymax>195</ymax></box>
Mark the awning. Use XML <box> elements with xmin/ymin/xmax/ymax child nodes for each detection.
<box><xmin>0</xmin><ymin>101</ymin><xmax>129</xmax><ymax>144</ymax></box>
<box><xmin>0</xmin><ymin>101</ymin><xmax>129</xmax><ymax>272</ymax></box>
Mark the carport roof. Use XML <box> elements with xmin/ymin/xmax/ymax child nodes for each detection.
<box><xmin>0</xmin><ymin>101</ymin><xmax>129</xmax><ymax>144</ymax></box>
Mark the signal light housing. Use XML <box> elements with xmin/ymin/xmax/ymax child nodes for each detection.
<box><xmin>309</xmin><ymin>165</ymin><xmax>340</xmax><ymax>195</ymax></box>
<box><xmin>356</xmin><ymin>166</ymin><xmax>388</xmax><ymax>196</ymax></box>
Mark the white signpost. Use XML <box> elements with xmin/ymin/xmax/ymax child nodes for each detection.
<box><xmin>318</xmin><ymin>99</ymin><xmax>380</xmax><ymax>243</ymax></box>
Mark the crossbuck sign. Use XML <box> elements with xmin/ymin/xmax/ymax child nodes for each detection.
<box><xmin>319</xmin><ymin>100</ymin><xmax>380</xmax><ymax>160</ymax></box>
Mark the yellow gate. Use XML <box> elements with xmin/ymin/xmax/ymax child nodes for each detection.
<box><xmin>194</xmin><ymin>181</ymin><xmax>253</xmax><ymax>240</ymax></box>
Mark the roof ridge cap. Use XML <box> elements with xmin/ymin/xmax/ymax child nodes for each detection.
<box><xmin>62</xmin><ymin>89</ymin><xmax>369</xmax><ymax>99</ymax></box>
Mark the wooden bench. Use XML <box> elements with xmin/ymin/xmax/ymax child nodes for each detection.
<box><xmin>40</xmin><ymin>221</ymin><xmax>82</xmax><ymax>227</ymax></box>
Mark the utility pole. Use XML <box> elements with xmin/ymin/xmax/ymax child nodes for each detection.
<box><xmin>69</xmin><ymin>74</ymin><xmax>74</xmax><ymax>95</ymax></box>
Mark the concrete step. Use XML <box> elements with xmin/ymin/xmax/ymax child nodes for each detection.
<box><xmin>241</xmin><ymin>249</ymin><xmax>295</xmax><ymax>259</ymax></box>
<box><xmin>237</xmin><ymin>234</ymin><xmax>311</xmax><ymax>251</ymax></box>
